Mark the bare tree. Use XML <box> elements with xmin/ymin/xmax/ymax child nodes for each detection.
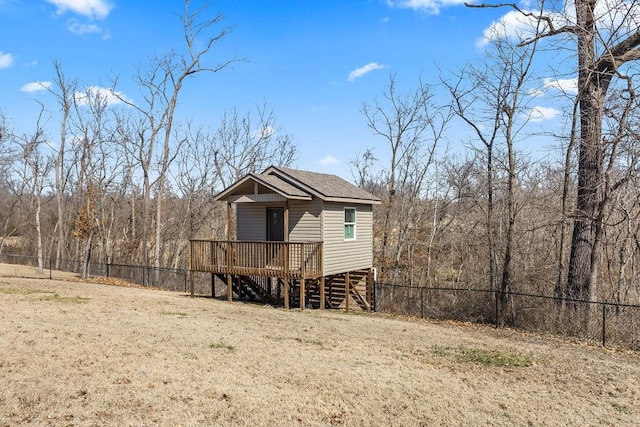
<box><xmin>12</xmin><ymin>105</ymin><xmax>52</xmax><ymax>273</ymax></box>
<box><xmin>70</xmin><ymin>86</ymin><xmax>125</xmax><ymax>277</ymax></box>
<box><xmin>360</xmin><ymin>74</ymin><xmax>451</xmax><ymax>284</ymax></box>
<box><xmin>115</xmin><ymin>0</ymin><xmax>242</xmax><ymax>280</ymax></box>
<box><xmin>47</xmin><ymin>61</ymin><xmax>78</xmax><ymax>269</ymax></box>
<box><xmin>443</xmin><ymin>22</ymin><xmax>539</xmax><ymax>323</ymax></box>
<box><xmin>468</xmin><ymin>0</ymin><xmax>640</xmax><ymax>302</ymax></box>
<box><xmin>0</xmin><ymin>111</ymin><xmax>23</xmax><ymax>254</ymax></box>
<box><xmin>211</xmin><ymin>105</ymin><xmax>297</xmax><ymax>188</ymax></box>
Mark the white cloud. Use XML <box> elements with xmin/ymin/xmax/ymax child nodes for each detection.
<box><xmin>74</xmin><ymin>86</ymin><xmax>132</xmax><ymax>107</ymax></box>
<box><xmin>20</xmin><ymin>81</ymin><xmax>52</xmax><ymax>93</ymax></box>
<box><xmin>0</xmin><ymin>51</ymin><xmax>15</xmax><ymax>69</ymax></box>
<box><xmin>347</xmin><ymin>62</ymin><xmax>387</xmax><ymax>82</ymax></box>
<box><xmin>528</xmin><ymin>106</ymin><xmax>560</xmax><ymax>122</ymax></box>
<box><xmin>478</xmin><ymin>0</ymin><xmax>640</xmax><ymax>48</ymax></box>
<box><xmin>476</xmin><ymin>10</ymin><xmax>548</xmax><ymax>47</ymax></box>
<box><xmin>319</xmin><ymin>155</ymin><xmax>340</xmax><ymax>166</ymax></box>
<box><xmin>386</xmin><ymin>0</ymin><xmax>467</xmax><ymax>15</ymax></box>
<box><xmin>68</xmin><ymin>20</ymin><xmax>101</xmax><ymax>34</ymax></box>
<box><xmin>543</xmin><ymin>77</ymin><xmax>579</xmax><ymax>95</ymax></box>
<box><xmin>46</xmin><ymin>0</ymin><xmax>113</xmax><ymax>20</ymax></box>
<box><xmin>67</xmin><ymin>20</ymin><xmax>110</xmax><ymax>39</ymax></box>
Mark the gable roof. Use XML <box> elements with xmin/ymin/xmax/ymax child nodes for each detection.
<box><xmin>214</xmin><ymin>166</ymin><xmax>381</xmax><ymax>205</ymax></box>
<box><xmin>213</xmin><ymin>172</ymin><xmax>312</xmax><ymax>202</ymax></box>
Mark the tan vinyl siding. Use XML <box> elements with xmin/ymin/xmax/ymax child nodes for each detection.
<box><xmin>322</xmin><ymin>203</ymin><xmax>373</xmax><ymax>276</ymax></box>
<box><xmin>236</xmin><ymin>204</ymin><xmax>266</xmax><ymax>240</ymax></box>
<box><xmin>288</xmin><ymin>199</ymin><xmax>322</xmax><ymax>242</ymax></box>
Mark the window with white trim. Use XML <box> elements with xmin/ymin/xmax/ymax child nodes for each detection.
<box><xmin>344</xmin><ymin>207</ymin><xmax>356</xmax><ymax>240</ymax></box>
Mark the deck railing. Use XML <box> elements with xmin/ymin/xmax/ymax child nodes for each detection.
<box><xmin>190</xmin><ymin>240</ymin><xmax>323</xmax><ymax>279</ymax></box>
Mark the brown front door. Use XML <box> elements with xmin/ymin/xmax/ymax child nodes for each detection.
<box><xmin>267</xmin><ymin>208</ymin><xmax>285</xmax><ymax>241</ymax></box>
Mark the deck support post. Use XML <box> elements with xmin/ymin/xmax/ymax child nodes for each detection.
<box><xmin>345</xmin><ymin>271</ymin><xmax>350</xmax><ymax>312</ymax></box>
<box><xmin>210</xmin><ymin>240</ymin><xmax>215</xmax><ymax>298</ymax></box>
<box><xmin>319</xmin><ymin>277</ymin><xmax>325</xmax><ymax>310</ymax></box>
<box><xmin>227</xmin><ymin>273</ymin><xmax>233</xmax><ymax>302</ymax></box>
<box><xmin>284</xmin><ymin>278</ymin><xmax>289</xmax><ymax>309</ymax></box>
<box><xmin>328</xmin><ymin>276</ymin><xmax>333</xmax><ymax>307</ymax></box>
<box><xmin>189</xmin><ymin>240</ymin><xmax>195</xmax><ymax>297</ymax></box>
<box><xmin>300</xmin><ymin>278</ymin><xmax>305</xmax><ymax>310</ymax></box>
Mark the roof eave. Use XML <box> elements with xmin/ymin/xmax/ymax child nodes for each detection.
<box><xmin>325</xmin><ymin>197</ymin><xmax>382</xmax><ymax>205</ymax></box>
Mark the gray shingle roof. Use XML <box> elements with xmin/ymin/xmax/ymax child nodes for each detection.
<box><xmin>253</xmin><ymin>173</ymin><xmax>310</xmax><ymax>199</ymax></box>
<box><xmin>215</xmin><ymin>166</ymin><xmax>380</xmax><ymax>205</ymax></box>
<box><xmin>269</xmin><ymin>167</ymin><xmax>380</xmax><ymax>203</ymax></box>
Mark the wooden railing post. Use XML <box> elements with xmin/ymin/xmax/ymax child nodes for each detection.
<box><xmin>284</xmin><ymin>242</ymin><xmax>289</xmax><ymax>276</ymax></box>
<box><xmin>300</xmin><ymin>244</ymin><xmax>306</xmax><ymax>310</ymax></box>
<box><xmin>227</xmin><ymin>241</ymin><xmax>233</xmax><ymax>302</ymax></box>
<box><xmin>301</xmin><ymin>244</ymin><xmax>307</xmax><ymax>279</ymax></box>
<box><xmin>318</xmin><ymin>242</ymin><xmax>323</xmax><ymax>279</ymax></box>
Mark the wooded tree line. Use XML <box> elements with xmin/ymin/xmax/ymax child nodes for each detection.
<box><xmin>2</xmin><ymin>0</ymin><xmax>640</xmax><ymax>316</ymax></box>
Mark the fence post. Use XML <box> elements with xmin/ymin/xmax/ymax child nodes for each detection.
<box><xmin>106</xmin><ymin>258</ymin><xmax>110</xmax><ymax>278</ymax></box>
<box><xmin>373</xmin><ymin>280</ymin><xmax>377</xmax><ymax>312</ymax></box>
<box><xmin>420</xmin><ymin>287</ymin><xmax>424</xmax><ymax>318</ymax></box>
<box><xmin>49</xmin><ymin>258</ymin><xmax>52</xmax><ymax>280</ymax></box>
<box><xmin>602</xmin><ymin>304</ymin><xmax>607</xmax><ymax>348</ymax></box>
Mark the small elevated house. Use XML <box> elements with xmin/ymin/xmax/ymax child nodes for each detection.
<box><xmin>189</xmin><ymin>166</ymin><xmax>381</xmax><ymax>310</ymax></box>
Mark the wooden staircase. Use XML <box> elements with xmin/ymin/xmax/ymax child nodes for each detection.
<box><xmin>216</xmin><ymin>274</ymin><xmax>278</xmax><ymax>306</ymax></box>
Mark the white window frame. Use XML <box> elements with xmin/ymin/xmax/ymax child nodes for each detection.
<box><xmin>344</xmin><ymin>207</ymin><xmax>356</xmax><ymax>241</ymax></box>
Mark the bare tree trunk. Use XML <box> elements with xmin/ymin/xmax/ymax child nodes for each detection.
<box><xmin>81</xmin><ymin>234</ymin><xmax>92</xmax><ymax>279</ymax></box>
<box><xmin>49</xmin><ymin>62</ymin><xmax>77</xmax><ymax>269</ymax></box>
<box><xmin>567</xmin><ymin>81</ymin><xmax>605</xmax><ymax>301</ymax></box>
<box><xmin>555</xmin><ymin>102</ymin><xmax>579</xmax><ymax>303</ymax></box>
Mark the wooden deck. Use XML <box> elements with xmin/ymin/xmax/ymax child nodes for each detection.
<box><xmin>189</xmin><ymin>240</ymin><xmax>372</xmax><ymax>312</ymax></box>
<box><xmin>190</xmin><ymin>240</ymin><xmax>323</xmax><ymax>279</ymax></box>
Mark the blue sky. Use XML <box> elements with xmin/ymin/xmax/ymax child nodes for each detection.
<box><xmin>0</xmin><ymin>0</ymin><xmax>571</xmax><ymax>180</ymax></box>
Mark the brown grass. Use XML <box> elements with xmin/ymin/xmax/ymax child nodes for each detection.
<box><xmin>1</xmin><ymin>264</ymin><xmax>639</xmax><ymax>426</ymax></box>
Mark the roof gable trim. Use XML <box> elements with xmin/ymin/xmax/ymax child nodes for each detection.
<box><xmin>214</xmin><ymin>173</ymin><xmax>312</xmax><ymax>202</ymax></box>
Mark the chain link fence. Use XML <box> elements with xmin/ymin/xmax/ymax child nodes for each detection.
<box><xmin>374</xmin><ymin>283</ymin><xmax>640</xmax><ymax>351</ymax></box>
<box><xmin>0</xmin><ymin>253</ymin><xmax>215</xmax><ymax>296</ymax></box>
<box><xmin>3</xmin><ymin>253</ymin><xmax>639</xmax><ymax>350</ymax></box>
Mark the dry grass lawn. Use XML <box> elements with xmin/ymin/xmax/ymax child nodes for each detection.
<box><xmin>1</xmin><ymin>264</ymin><xmax>639</xmax><ymax>426</ymax></box>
